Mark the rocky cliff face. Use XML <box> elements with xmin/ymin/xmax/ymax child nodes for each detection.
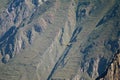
<box><xmin>96</xmin><ymin>50</ymin><xmax>120</xmax><ymax>80</ymax></box>
<box><xmin>0</xmin><ymin>0</ymin><xmax>120</xmax><ymax>80</ymax></box>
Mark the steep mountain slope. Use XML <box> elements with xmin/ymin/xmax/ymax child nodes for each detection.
<box><xmin>0</xmin><ymin>0</ymin><xmax>76</xmax><ymax>80</ymax></box>
<box><xmin>0</xmin><ymin>0</ymin><xmax>120</xmax><ymax>80</ymax></box>
<box><xmin>48</xmin><ymin>0</ymin><xmax>120</xmax><ymax>80</ymax></box>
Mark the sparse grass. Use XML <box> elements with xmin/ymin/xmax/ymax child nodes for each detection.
<box><xmin>0</xmin><ymin>0</ymin><xmax>11</xmax><ymax>13</ymax></box>
<box><xmin>74</xmin><ymin>0</ymin><xmax>78</xmax><ymax>4</ymax></box>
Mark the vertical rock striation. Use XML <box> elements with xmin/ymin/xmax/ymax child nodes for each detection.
<box><xmin>96</xmin><ymin>50</ymin><xmax>120</xmax><ymax>80</ymax></box>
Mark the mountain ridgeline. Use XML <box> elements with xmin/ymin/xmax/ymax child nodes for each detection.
<box><xmin>0</xmin><ymin>0</ymin><xmax>120</xmax><ymax>80</ymax></box>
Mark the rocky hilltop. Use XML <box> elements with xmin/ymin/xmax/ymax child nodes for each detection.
<box><xmin>0</xmin><ymin>0</ymin><xmax>120</xmax><ymax>80</ymax></box>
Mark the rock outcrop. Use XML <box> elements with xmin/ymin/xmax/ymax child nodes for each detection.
<box><xmin>96</xmin><ymin>50</ymin><xmax>120</xmax><ymax>80</ymax></box>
